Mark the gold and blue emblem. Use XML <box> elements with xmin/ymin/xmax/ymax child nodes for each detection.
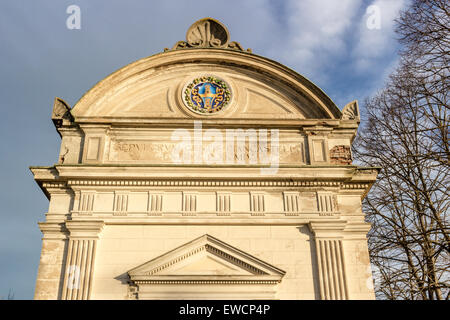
<box><xmin>184</xmin><ymin>76</ymin><xmax>231</xmax><ymax>114</ymax></box>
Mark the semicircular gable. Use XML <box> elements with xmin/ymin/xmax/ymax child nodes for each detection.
<box><xmin>71</xmin><ymin>49</ymin><xmax>341</xmax><ymax>121</ymax></box>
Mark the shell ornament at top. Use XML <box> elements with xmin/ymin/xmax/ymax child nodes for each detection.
<box><xmin>184</xmin><ymin>76</ymin><xmax>231</xmax><ymax>114</ymax></box>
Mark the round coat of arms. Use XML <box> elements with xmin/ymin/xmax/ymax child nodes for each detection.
<box><xmin>183</xmin><ymin>76</ymin><xmax>231</xmax><ymax>114</ymax></box>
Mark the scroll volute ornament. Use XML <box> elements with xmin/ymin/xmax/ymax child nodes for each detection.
<box><xmin>186</xmin><ymin>18</ymin><xmax>229</xmax><ymax>48</ymax></box>
<box><xmin>52</xmin><ymin>97</ymin><xmax>73</xmax><ymax>128</ymax></box>
<box><xmin>171</xmin><ymin>18</ymin><xmax>250</xmax><ymax>52</ymax></box>
<box><xmin>341</xmin><ymin>100</ymin><xmax>360</xmax><ymax>121</ymax></box>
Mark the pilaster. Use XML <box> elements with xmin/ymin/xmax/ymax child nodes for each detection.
<box><xmin>308</xmin><ymin>220</ymin><xmax>348</xmax><ymax>300</ymax></box>
<box><xmin>34</xmin><ymin>222</ymin><xmax>68</xmax><ymax>300</ymax></box>
<box><xmin>61</xmin><ymin>220</ymin><xmax>104</xmax><ymax>300</ymax></box>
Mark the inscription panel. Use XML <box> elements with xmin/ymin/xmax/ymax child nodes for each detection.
<box><xmin>108</xmin><ymin>139</ymin><xmax>306</xmax><ymax>165</ymax></box>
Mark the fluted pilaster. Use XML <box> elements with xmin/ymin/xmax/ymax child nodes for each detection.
<box><xmin>61</xmin><ymin>221</ymin><xmax>104</xmax><ymax>300</ymax></box>
<box><xmin>309</xmin><ymin>221</ymin><xmax>348</xmax><ymax>300</ymax></box>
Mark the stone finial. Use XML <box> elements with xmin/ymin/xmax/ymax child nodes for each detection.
<box><xmin>341</xmin><ymin>100</ymin><xmax>360</xmax><ymax>121</ymax></box>
<box><xmin>171</xmin><ymin>18</ymin><xmax>251</xmax><ymax>52</ymax></box>
<box><xmin>51</xmin><ymin>97</ymin><xmax>73</xmax><ymax>128</ymax></box>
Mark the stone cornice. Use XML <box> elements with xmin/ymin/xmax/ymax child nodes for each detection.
<box><xmin>53</xmin><ymin>165</ymin><xmax>378</xmax><ymax>181</ymax></box>
<box><xmin>71</xmin><ymin>118</ymin><xmax>355</xmax><ymax>128</ymax></box>
<box><xmin>69</xmin><ymin>216</ymin><xmax>342</xmax><ymax>226</ymax></box>
<box><xmin>31</xmin><ymin>166</ymin><xmax>379</xmax><ymax>202</ymax></box>
<box><xmin>133</xmin><ymin>280</ymin><xmax>279</xmax><ymax>284</ymax></box>
<box><xmin>66</xmin><ymin>180</ymin><xmax>369</xmax><ymax>188</ymax></box>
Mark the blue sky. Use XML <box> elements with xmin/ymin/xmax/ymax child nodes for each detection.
<box><xmin>0</xmin><ymin>0</ymin><xmax>406</xmax><ymax>299</ymax></box>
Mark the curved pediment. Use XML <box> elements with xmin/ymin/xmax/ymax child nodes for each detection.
<box><xmin>71</xmin><ymin>48</ymin><xmax>342</xmax><ymax>122</ymax></box>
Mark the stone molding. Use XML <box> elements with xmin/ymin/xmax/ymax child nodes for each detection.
<box><xmin>65</xmin><ymin>179</ymin><xmax>369</xmax><ymax>188</ymax></box>
<box><xmin>133</xmin><ymin>280</ymin><xmax>278</xmax><ymax>284</ymax></box>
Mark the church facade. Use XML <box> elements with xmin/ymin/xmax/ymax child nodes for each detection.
<box><xmin>31</xmin><ymin>18</ymin><xmax>378</xmax><ymax>300</ymax></box>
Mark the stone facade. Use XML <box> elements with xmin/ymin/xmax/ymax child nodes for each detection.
<box><xmin>31</xmin><ymin>18</ymin><xmax>378</xmax><ymax>300</ymax></box>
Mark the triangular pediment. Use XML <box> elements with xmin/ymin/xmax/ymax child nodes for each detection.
<box><xmin>158</xmin><ymin>254</ymin><xmax>254</xmax><ymax>276</ymax></box>
<box><xmin>128</xmin><ymin>234</ymin><xmax>285</xmax><ymax>283</ymax></box>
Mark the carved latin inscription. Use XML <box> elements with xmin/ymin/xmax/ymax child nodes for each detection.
<box><xmin>110</xmin><ymin>139</ymin><xmax>304</xmax><ymax>164</ymax></box>
<box><xmin>111</xmin><ymin>141</ymin><xmax>174</xmax><ymax>161</ymax></box>
<box><xmin>279</xmin><ymin>143</ymin><xmax>305</xmax><ymax>164</ymax></box>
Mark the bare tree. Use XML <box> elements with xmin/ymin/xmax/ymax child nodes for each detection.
<box><xmin>354</xmin><ymin>0</ymin><xmax>449</xmax><ymax>300</ymax></box>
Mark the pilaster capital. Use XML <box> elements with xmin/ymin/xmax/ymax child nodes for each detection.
<box><xmin>303</xmin><ymin>126</ymin><xmax>333</xmax><ymax>136</ymax></box>
<box><xmin>65</xmin><ymin>220</ymin><xmax>104</xmax><ymax>239</ymax></box>
<box><xmin>343</xmin><ymin>221</ymin><xmax>372</xmax><ymax>240</ymax></box>
<box><xmin>308</xmin><ymin>220</ymin><xmax>347</xmax><ymax>239</ymax></box>
<box><xmin>58</xmin><ymin>126</ymin><xmax>82</xmax><ymax>136</ymax></box>
<box><xmin>38</xmin><ymin>222</ymin><xmax>69</xmax><ymax>240</ymax></box>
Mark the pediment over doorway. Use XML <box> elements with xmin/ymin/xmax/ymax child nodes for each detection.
<box><xmin>127</xmin><ymin>234</ymin><xmax>285</xmax><ymax>299</ymax></box>
<box><xmin>128</xmin><ymin>234</ymin><xmax>285</xmax><ymax>281</ymax></box>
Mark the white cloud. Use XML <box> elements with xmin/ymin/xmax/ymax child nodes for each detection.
<box><xmin>280</xmin><ymin>0</ymin><xmax>361</xmax><ymax>81</ymax></box>
<box><xmin>353</xmin><ymin>0</ymin><xmax>406</xmax><ymax>71</ymax></box>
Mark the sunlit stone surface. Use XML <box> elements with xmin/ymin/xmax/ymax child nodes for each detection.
<box><xmin>31</xmin><ymin>18</ymin><xmax>377</xmax><ymax>300</ymax></box>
